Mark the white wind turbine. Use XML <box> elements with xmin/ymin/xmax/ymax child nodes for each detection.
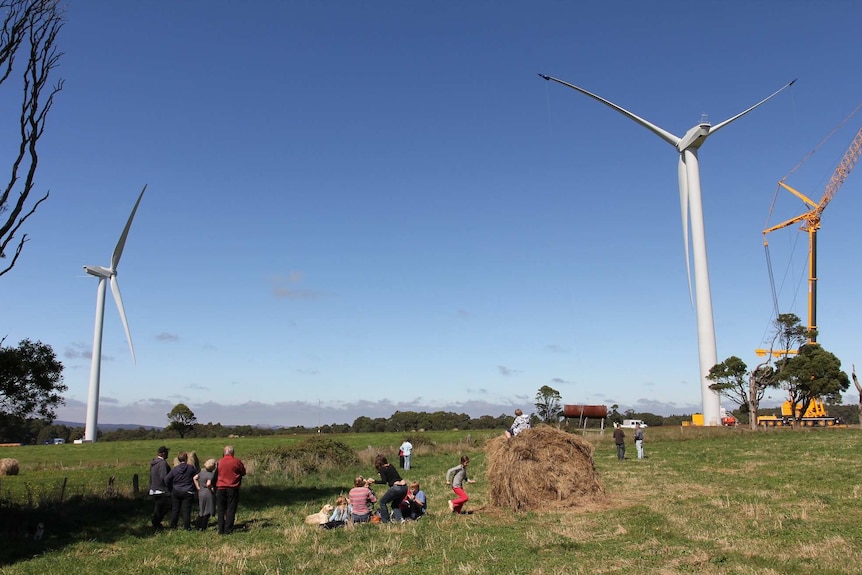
<box><xmin>539</xmin><ymin>74</ymin><xmax>795</xmax><ymax>426</ymax></box>
<box><xmin>83</xmin><ymin>185</ymin><xmax>147</xmax><ymax>442</ymax></box>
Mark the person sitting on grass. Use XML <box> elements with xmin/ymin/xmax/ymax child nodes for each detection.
<box><xmin>321</xmin><ymin>495</ymin><xmax>350</xmax><ymax>529</ymax></box>
<box><xmin>400</xmin><ymin>480</ymin><xmax>427</xmax><ymax>520</ymax></box>
<box><xmin>348</xmin><ymin>475</ymin><xmax>377</xmax><ymax>524</ymax></box>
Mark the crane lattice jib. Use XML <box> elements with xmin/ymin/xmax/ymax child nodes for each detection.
<box><xmin>810</xmin><ymin>125</ymin><xmax>862</xmax><ymax>227</ymax></box>
<box><xmin>760</xmin><ymin>120</ymin><xmax>862</xmax><ymax>346</ymax></box>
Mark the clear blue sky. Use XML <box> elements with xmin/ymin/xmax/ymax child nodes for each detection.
<box><xmin>2</xmin><ymin>1</ymin><xmax>860</xmax><ymax>428</ymax></box>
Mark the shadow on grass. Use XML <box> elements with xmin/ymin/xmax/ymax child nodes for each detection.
<box><xmin>0</xmin><ymin>483</ymin><xmax>342</xmax><ymax>567</ymax></box>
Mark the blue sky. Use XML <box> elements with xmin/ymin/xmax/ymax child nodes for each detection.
<box><xmin>2</xmin><ymin>1</ymin><xmax>861</xmax><ymax>428</ymax></box>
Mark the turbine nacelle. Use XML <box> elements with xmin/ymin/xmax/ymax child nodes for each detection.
<box><xmin>83</xmin><ymin>265</ymin><xmax>114</xmax><ymax>279</ymax></box>
<box><xmin>678</xmin><ymin>124</ymin><xmax>712</xmax><ymax>151</ymax></box>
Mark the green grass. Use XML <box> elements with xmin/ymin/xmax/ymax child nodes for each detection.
<box><xmin>1</xmin><ymin>427</ymin><xmax>861</xmax><ymax>574</ymax></box>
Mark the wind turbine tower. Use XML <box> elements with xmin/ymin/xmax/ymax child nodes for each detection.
<box><xmin>539</xmin><ymin>74</ymin><xmax>794</xmax><ymax>425</ymax></box>
<box><xmin>83</xmin><ymin>186</ymin><xmax>147</xmax><ymax>442</ymax></box>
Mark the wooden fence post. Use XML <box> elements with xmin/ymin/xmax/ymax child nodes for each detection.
<box><xmin>132</xmin><ymin>473</ymin><xmax>139</xmax><ymax>495</ymax></box>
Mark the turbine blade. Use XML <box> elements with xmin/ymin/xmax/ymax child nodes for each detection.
<box><xmin>112</xmin><ymin>185</ymin><xmax>147</xmax><ymax>270</ymax></box>
<box><xmin>538</xmin><ymin>74</ymin><xmax>681</xmax><ymax>147</ymax></box>
<box><xmin>110</xmin><ymin>275</ymin><xmax>136</xmax><ymax>364</ymax></box>
<box><xmin>678</xmin><ymin>155</ymin><xmax>694</xmax><ymax>307</ymax></box>
<box><xmin>709</xmin><ymin>79</ymin><xmax>797</xmax><ymax>135</ymax></box>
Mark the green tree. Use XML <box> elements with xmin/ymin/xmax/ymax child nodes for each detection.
<box><xmin>608</xmin><ymin>404</ymin><xmax>622</xmax><ymax>425</ymax></box>
<box><xmin>0</xmin><ymin>338</ymin><xmax>65</xmax><ymax>441</ymax></box>
<box><xmin>771</xmin><ymin>313</ymin><xmax>810</xmax><ymax>358</ymax></box>
<box><xmin>534</xmin><ymin>385</ymin><xmax>562</xmax><ymax>424</ymax></box>
<box><xmin>707</xmin><ymin>356</ymin><xmax>749</xmax><ymax>407</ymax></box>
<box><xmin>166</xmin><ymin>403</ymin><xmax>197</xmax><ymax>438</ymax></box>
<box><xmin>0</xmin><ymin>0</ymin><xmax>64</xmax><ymax>277</ymax></box>
<box><xmin>707</xmin><ymin>355</ymin><xmax>778</xmax><ymax>430</ymax></box>
<box><xmin>775</xmin><ymin>344</ymin><xmax>850</xmax><ymax>424</ymax></box>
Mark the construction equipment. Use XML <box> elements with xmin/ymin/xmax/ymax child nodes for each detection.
<box><xmin>683</xmin><ymin>407</ymin><xmax>737</xmax><ymax>427</ymax></box>
<box><xmin>761</xmin><ymin>117</ymin><xmax>862</xmax><ymax>347</ymax></box>
<box><xmin>721</xmin><ymin>413</ymin><xmax>738</xmax><ymax>427</ymax></box>
<box><xmin>756</xmin><ymin>398</ymin><xmax>841</xmax><ymax>427</ymax></box>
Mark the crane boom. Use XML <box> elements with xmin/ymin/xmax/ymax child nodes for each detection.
<box><xmin>762</xmin><ymin>122</ymin><xmax>862</xmax><ymax>343</ymax></box>
<box><xmin>813</xmin><ymin>126</ymin><xmax>862</xmax><ymax>222</ymax></box>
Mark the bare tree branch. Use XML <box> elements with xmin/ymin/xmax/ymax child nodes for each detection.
<box><xmin>0</xmin><ymin>0</ymin><xmax>63</xmax><ymax>277</ymax></box>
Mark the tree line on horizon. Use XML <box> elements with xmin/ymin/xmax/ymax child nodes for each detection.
<box><xmin>13</xmin><ymin>402</ymin><xmax>860</xmax><ymax>445</ymax></box>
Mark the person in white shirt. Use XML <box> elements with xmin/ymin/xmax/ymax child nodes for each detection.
<box><xmin>399</xmin><ymin>439</ymin><xmax>413</xmax><ymax>470</ymax></box>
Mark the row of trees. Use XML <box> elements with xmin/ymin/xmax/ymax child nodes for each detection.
<box><xmin>24</xmin><ymin>401</ymin><xmax>862</xmax><ymax>445</ymax></box>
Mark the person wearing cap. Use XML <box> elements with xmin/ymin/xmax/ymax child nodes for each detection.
<box><xmin>149</xmin><ymin>446</ymin><xmax>171</xmax><ymax>529</ymax></box>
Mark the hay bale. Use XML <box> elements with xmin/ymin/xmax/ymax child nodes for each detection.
<box><xmin>0</xmin><ymin>458</ymin><xmax>20</xmax><ymax>476</ymax></box>
<box><xmin>173</xmin><ymin>450</ymin><xmax>200</xmax><ymax>469</ymax></box>
<box><xmin>486</xmin><ymin>426</ymin><xmax>604</xmax><ymax>511</ymax></box>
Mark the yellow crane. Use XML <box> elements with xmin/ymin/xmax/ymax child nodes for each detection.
<box><xmin>759</xmin><ymin>121</ymin><xmax>862</xmax><ymax>350</ymax></box>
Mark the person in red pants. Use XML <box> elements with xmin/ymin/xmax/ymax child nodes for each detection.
<box><xmin>445</xmin><ymin>455</ymin><xmax>475</xmax><ymax>514</ymax></box>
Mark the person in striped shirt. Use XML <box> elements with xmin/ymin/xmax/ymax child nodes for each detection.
<box><xmin>348</xmin><ymin>476</ymin><xmax>377</xmax><ymax>523</ymax></box>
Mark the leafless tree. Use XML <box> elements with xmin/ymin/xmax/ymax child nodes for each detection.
<box><xmin>0</xmin><ymin>0</ymin><xmax>63</xmax><ymax>277</ymax></box>
<box><xmin>853</xmin><ymin>364</ymin><xmax>861</xmax><ymax>422</ymax></box>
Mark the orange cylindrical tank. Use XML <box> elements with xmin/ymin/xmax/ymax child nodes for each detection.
<box><xmin>562</xmin><ymin>404</ymin><xmax>608</xmax><ymax>418</ymax></box>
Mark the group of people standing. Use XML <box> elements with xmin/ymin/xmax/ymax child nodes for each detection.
<box><xmin>149</xmin><ymin>444</ymin><xmax>246</xmax><ymax>535</ymax></box>
<box><xmin>612</xmin><ymin>423</ymin><xmax>645</xmax><ymax>460</ymax></box>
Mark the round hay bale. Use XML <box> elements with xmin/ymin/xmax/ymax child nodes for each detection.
<box><xmin>173</xmin><ymin>450</ymin><xmax>200</xmax><ymax>469</ymax></box>
<box><xmin>0</xmin><ymin>458</ymin><xmax>20</xmax><ymax>476</ymax></box>
<box><xmin>486</xmin><ymin>426</ymin><xmax>604</xmax><ymax>511</ymax></box>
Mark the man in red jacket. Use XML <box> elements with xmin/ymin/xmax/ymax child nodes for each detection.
<box><xmin>214</xmin><ymin>445</ymin><xmax>246</xmax><ymax>535</ymax></box>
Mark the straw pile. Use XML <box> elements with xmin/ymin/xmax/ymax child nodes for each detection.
<box><xmin>486</xmin><ymin>426</ymin><xmax>604</xmax><ymax>511</ymax></box>
<box><xmin>0</xmin><ymin>458</ymin><xmax>20</xmax><ymax>476</ymax></box>
<box><xmin>173</xmin><ymin>450</ymin><xmax>200</xmax><ymax>470</ymax></box>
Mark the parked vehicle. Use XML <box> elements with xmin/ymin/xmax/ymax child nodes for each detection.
<box><xmin>620</xmin><ymin>419</ymin><xmax>647</xmax><ymax>429</ymax></box>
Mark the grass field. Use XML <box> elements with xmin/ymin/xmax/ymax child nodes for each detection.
<box><xmin>1</xmin><ymin>426</ymin><xmax>861</xmax><ymax>574</ymax></box>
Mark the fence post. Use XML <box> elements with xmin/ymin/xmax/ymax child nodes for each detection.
<box><xmin>132</xmin><ymin>473</ymin><xmax>139</xmax><ymax>495</ymax></box>
<box><xmin>60</xmin><ymin>477</ymin><xmax>67</xmax><ymax>503</ymax></box>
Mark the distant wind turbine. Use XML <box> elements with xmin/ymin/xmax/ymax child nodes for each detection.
<box><xmin>83</xmin><ymin>185</ymin><xmax>147</xmax><ymax>442</ymax></box>
<box><xmin>539</xmin><ymin>74</ymin><xmax>795</xmax><ymax>426</ymax></box>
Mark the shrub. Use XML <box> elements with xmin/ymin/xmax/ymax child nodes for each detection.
<box><xmin>247</xmin><ymin>436</ymin><xmax>358</xmax><ymax>477</ymax></box>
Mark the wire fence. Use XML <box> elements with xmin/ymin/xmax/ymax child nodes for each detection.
<box><xmin>0</xmin><ymin>473</ymin><xmax>142</xmax><ymax>507</ymax></box>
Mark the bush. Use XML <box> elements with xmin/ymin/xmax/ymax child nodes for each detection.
<box><xmin>247</xmin><ymin>436</ymin><xmax>358</xmax><ymax>477</ymax></box>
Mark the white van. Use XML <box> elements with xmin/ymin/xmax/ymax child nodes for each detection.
<box><xmin>621</xmin><ymin>419</ymin><xmax>647</xmax><ymax>429</ymax></box>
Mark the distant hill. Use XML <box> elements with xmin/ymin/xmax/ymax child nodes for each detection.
<box><xmin>55</xmin><ymin>421</ymin><xmax>162</xmax><ymax>431</ymax></box>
